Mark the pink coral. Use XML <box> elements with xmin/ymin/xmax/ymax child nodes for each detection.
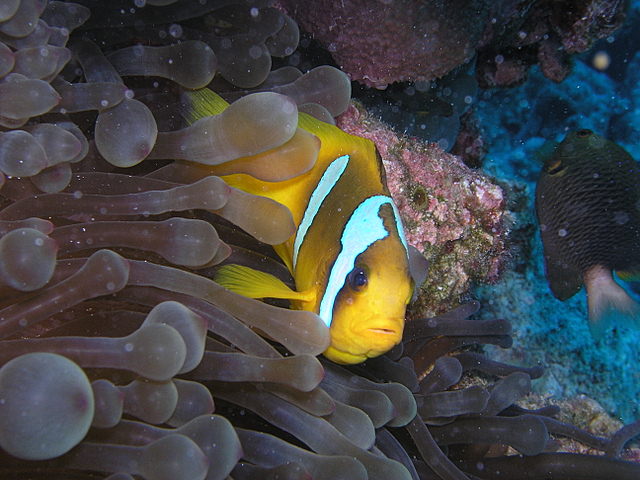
<box><xmin>337</xmin><ymin>103</ymin><xmax>507</xmax><ymax>317</ymax></box>
<box><xmin>277</xmin><ymin>0</ymin><xmax>488</xmax><ymax>88</ymax></box>
<box><xmin>279</xmin><ymin>0</ymin><xmax>626</xmax><ymax>88</ymax></box>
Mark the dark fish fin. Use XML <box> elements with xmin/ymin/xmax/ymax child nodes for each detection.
<box><xmin>616</xmin><ymin>268</ymin><xmax>640</xmax><ymax>282</ymax></box>
<box><xmin>584</xmin><ymin>266</ymin><xmax>640</xmax><ymax>338</ymax></box>
<box><xmin>540</xmin><ymin>234</ymin><xmax>582</xmax><ymax>300</ymax></box>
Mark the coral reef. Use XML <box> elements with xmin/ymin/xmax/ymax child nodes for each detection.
<box><xmin>278</xmin><ymin>0</ymin><xmax>489</xmax><ymax>88</ymax></box>
<box><xmin>0</xmin><ymin>1</ymin><xmax>639</xmax><ymax>480</ymax></box>
<box><xmin>337</xmin><ymin>103</ymin><xmax>506</xmax><ymax>317</ymax></box>
<box><xmin>477</xmin><ymin>0</ymin><xmax>628</xmax><ymax>87</ymax></box>
<box><xmin>278</xmin><ymin>0</ymin><xmax>627</xmax><ymax>88</ymax></box>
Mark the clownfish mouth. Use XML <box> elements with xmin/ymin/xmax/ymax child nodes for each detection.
<box><xmin>367</xmin><ymin>327</ymin><xmax>398</xmax><ymax>335</ymax></box>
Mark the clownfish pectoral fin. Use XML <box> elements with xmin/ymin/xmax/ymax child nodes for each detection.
<box><xmin>408</xmin><ymin>245</ymin><xmax>429</xmax><ymax>302</ymax></box>
<box><xmin>215</xmin><ymin>264</ymin><xmax>315</xmax><ymax>302</ymax></box>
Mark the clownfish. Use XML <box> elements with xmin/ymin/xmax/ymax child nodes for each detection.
<box><xmin>184</xmin><ymin>89</ymin><xmax>414</xmax><ymax>364</ymax></box>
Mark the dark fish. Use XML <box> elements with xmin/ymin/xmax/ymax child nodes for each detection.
<box><xmin>535</xmin><ymin>129</ymin><xmax>640</xmax><ymax>334</ymax></box>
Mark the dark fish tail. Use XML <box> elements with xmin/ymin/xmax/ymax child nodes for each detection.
<box><xmin>584</xmin><ymin>265</ymin><xmax>640</xmax><ymax>337</ymax></box>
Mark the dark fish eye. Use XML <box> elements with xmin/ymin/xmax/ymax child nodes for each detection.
<box><xmin>347</xmin><ymin>267</ymin><xmax>368</xmax><ymax>291</ymax></box>
<box><xmin>576</xmin><ymin>129</ymin><xmax>592</xmax><ymax>137</ymax></box>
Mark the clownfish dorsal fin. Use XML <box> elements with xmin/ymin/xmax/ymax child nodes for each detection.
<box><xmin>297</xmin><ymin>111</ymin><xmax>329</xmax><ymax>132</ymax></box>
<box><xmin>181</xmin><ymin>88</ymin><xmax>230</xmax><ymax>124</ymax></box>
<box><xmin>297</xmin><ymin>112</ymin><xmax>350</xmax><ymax>145</ymax></box>
<box><xmin>215</xmin><ymin>264</ymin><xmax>315</xmax><ymax>302</ymax></box>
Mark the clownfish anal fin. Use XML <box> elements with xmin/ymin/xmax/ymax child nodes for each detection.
<box><xmin>215</xmin><ymin>264</ymin><xmax>315</xmax><ymax>302</ymax></box>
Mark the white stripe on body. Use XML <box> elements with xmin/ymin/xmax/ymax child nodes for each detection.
<box><xmin>293</xmin><ymin>155</ymin><xmax>350</xmax><ymax>270</ymax></box>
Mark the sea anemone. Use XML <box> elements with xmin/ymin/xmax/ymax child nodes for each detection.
<box><xmin>0</xmin><ymin>1</ymin><xmax>639</xmax><ymax>480</ymax></box>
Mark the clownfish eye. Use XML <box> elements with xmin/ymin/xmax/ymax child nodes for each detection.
<box><xmin>347</xmin><ymin>267</ymin><xmax>368</xmax><ymax>291</ymax></box>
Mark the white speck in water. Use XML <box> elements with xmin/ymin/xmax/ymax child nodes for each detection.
<box><xmin>106</xmin><ymin>281</ymin><xmax>116</xmax><ymax>291</ymax></box>
<box><xmin>73</xmin><ymin>190</ymin><xmax>82</xmax><ymax>199</ymax></box>
<box><xmin>169</xmin><ymin>24</ymin><xmax>183</xmax><ymax>38</ymax></box>
<box><xmin>124</xmin><ymin>342</ymin><xmax>134</xmax><ymax>352</ymax></box>
<box><xmin>288</xmin><ymin>52</ymin><xmax>300</xmax><ymax>66</ymax></box>
<box><xmin>125</xmin><ymin>89</ymin><xmax>135</xmax><ymax>99</ymax></box>
<box><xmin>99</xmin><ymin>207</ymin><xmax>108</xmax><ymax>214</ymax></box>
<box><xmin>248</xmin><ymin>45</ymin><xmax>262</xmax><ymax>59</ymax></box>
<box><xmin>437</xmin><ymin>138</ymin><xmax>450</xmax><ymax>150</ymax></box>
<box><xmin>250</xmin><ymin>7</ymin><xmax>259</xmax><ymax>17</ymax></box>
<box><xmin>34</xmin><ymin>237</ymin><xmax>44</xmax><ymax>246</ymax></box>
<box><xmin>558</xmin><ymin>228</ymin><xmax>567</xmax><ymax>237</ymax></box>
<box><xmin>495</xmin><ymin>54</ymin><xmax>504</xmax><ymax>65</ymax></box>
<box><xmin>18</xmin><ymin>318</ymin><xmax>27</xmax><ymax>327</ymax></box>
<box><xmin>614</xmin><ymin>211</ymin><xmax>630</xmax><ymax>225</ymax></box>
<box><xmin>464</xmin><ymin>95</ymin><xmax>473</xmax><ymax>104</ymax></box>
<box><xmin>100</xmin><ymin>99</ymin><xmax>109</xmax><ymax>107</ymax></box>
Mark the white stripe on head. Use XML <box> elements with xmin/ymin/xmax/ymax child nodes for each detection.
<box><xmin>293</xmin><ymin>154</ymin><xmax>349</xmax><ymax>269</ymax></box>
<box><xmin>319</xmin><ymin>194</ymin><xmax>405</xmax><ymax>327</ymax></box>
